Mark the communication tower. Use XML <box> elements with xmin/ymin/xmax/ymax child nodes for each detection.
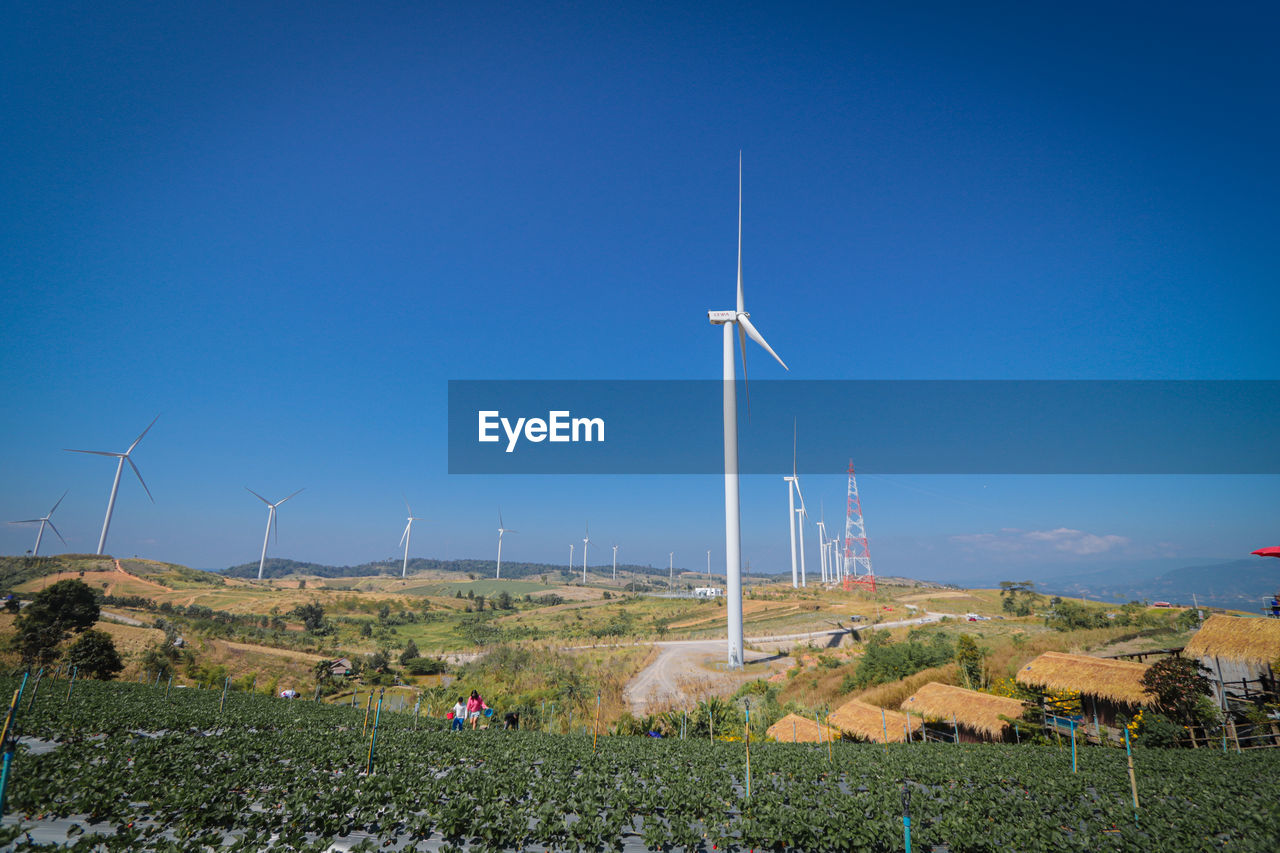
<box><xmin>842</xmin><ymin>459</ymin><xmax>875</xmax><ymax>593</ymax></box>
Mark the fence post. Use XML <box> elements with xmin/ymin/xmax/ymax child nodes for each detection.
<box><xmin>952</xmin><ymin>714</ymin><xmax>959</xmax><ymax>744</ymax></box>
<box><xmin>65</xmin><ymin>667</ymin><xmax>78</xmax><ymax>702</ymax></box>
<box><xmin>1069</xmin><ymin>719</ymin><xmax>1077</xmax><ymax>773</ymax></box>
<box><xmin>219</xmin><ymin>676</ymin><xmax>230</xmax><ymax>714</ymax></box>
<box><xmin>901</xmin><ymin>779</ymin><xmax>912</xmax><ymax>853</ymax></box>
<box><xmin>592</xmin><ymin>693</ymin><xmax>601</xmax><ymax>754</ymax></box>
<box><xmin>1123</xmin><ymin>726</ymin><xmax>1140</xmax><ymax>826</ymax></box>
<box><xmin>164</xmin><ymin>674</ymin><xmax>173</xmax><ymax>702</ymax></box>
<box><xmin>366</xmin><ymin>690</ymin><xmax>384</xmax><ymax>774</ymax></box>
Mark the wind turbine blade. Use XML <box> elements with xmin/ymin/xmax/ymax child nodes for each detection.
<box><xmin>737</xmin><ymin>322</ymin><xmax>751</xmax><ymax>419</ymax></box>
<box><xmin>794</xmin><ymin>478</ymin><xmax>807</xmax><ymax>515</ymax></box>
<box><xmin>738</xmin><ymin>314</ymin><xmax>788</xmax><ymax>370</ymax></box>
<box><xmin>64</xmin><ymin>449</ymin><xmax>121</xmax><ymax>457</ymax></box>
<box><xmin>499</xmin><ymin>508</ymin><xmax>504</xmax><ymax>529</ymax></box>
<box><xmin>403</xmin><ymin>494</ymin><xmax>412</xmax><ymax>516</ymax></box>
<box><xmin>272</xmin><ymin>508</ymin><xmax>279</xmax><ymax>544</ymax></box>
<box><xmin>278</xmin><ymin>488</ymin><xmax>304</xmax><ymax>505</ymax></box>
<box><xmin>49</xmin><ymin>490</ymin><xmax>68</xmax><ymax>516</ymax></box>
<box><xmin>736</xmin><ymin>152</ymin><xmax>744</xmax><ymax>315</ymax></box>
<box><xmin>126</xmin><ymin>415</ymin><xmax>160</xmax><ymax>454</ymax></box>
<box><xmin>46</xmin><ymin>520</ymin><xmax>68</xmax><ymax>546</ymax></box>
<box><xmin>8</xmin><ymin>520</ymin><xmax>42</xmax><ymax>525</ymax></box>
<box><xmin>127</xmin><ymin>457</ymin><xmax>155</xmax><ymax>503</ymax></box>
<box><xmin>400</xmin><ymin>521</ymin><xmax>411</xmax><ymax>548</ymax></box>
<box><xmin>246</xmin><ymin>487</ymin><xmax>272</xmax><ymax>505</ymax></box>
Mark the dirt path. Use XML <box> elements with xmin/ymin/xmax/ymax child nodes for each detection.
<box><xmin>622</xmin><ymin>612</ymin><xmax>945</xmax><ymax>714</ymax></box>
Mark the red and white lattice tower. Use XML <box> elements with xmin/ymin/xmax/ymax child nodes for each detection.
<box><xmin>842</xmin><ymin>459</ymin><xmax>875</xmax><ymax>593</ymax></box>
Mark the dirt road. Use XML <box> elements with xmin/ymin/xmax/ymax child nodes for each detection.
<box><xmin>622</xmin><ymin>612</ymin><xmax>944</xmax><ymax>714</ymax></box>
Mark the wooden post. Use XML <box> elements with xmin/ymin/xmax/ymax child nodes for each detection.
<box><xmin>1123</xmin><ymin>726</ymin><xmax>1140</xmax><ymax>825</ymax></box>
<box><xmin>824</xmin><ymin>713</ymin><xmax>834</xmax><ymax>764</ymax></box>
<box><xmin>744</xmin><ymin>700</ymin><xmax>752</xmax><ymax>800</ymax></box>
<box><xmin>164</xmin><ymin>674</ymin><xmax>173</xmax><ymax>702</ymax></box>
<box><xmin>952</xmin><ymin>714</ymin><xmax>959</xmax><ymax>744</ymax></box>
<box><xmin>219</xmin><ymin>676</ymin><xmax>230</xmax><ymax>714</ymax></box>
<box><xmin>592</xmin><ymin>693</ymin><xmax>601</xmax><ymax>754</ymax></box>
<box><xmin>881</xmin><ymin>708</ymin><xmax>888</xmax><ymax>753</ymax></box>
<box><xmin>709</xmin><ymin>709</ymin><xmax>714</xmax><ymax>743</ymax></box>
<box><xmin>65</xmin><ymin>667</ymin><xmax>78</xmax><ymax>702</ymax></box>
<box><xmin>366</xmin><ymin>690</ymin><xmax>384</xmax><ymax>774</ymax></box>
<box><xmin>25</xmin><ymin>669</ymin><xmax>43</xmax><ymax>712</ymax></box>
<box><xmin>361</xmin><ymin>692</ymin><xmax>374</xmax><ymax>737</ymax></box>
<box><xmin>1070</xmin><ymin>719</ymin><xmax>1077</xmax><ymax>773</ymax></box>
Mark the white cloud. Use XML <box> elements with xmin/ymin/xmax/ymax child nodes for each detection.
<box><xmin>950</xmin><ymin>527</ymin><xmax>1129</xmax><ymax>558</ymax></box>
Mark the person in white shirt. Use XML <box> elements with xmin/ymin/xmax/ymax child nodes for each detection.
<box><xmin>450</xmin><ymin>696</ymin><xmax>467</xmax><ymax>731</ymax></box>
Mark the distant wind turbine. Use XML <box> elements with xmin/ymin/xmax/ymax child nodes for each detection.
<box><xmin>568</xmin><ymin>543</ymin><xmax>574</xmax><ymax>576</ymax></box>
<box><xmin>65</xmin><ymin>416</ymin><xmax>158</xmax><ymax>555</ymax></box>
<box><xmin>611</xmin><ymin>544</ymin><xmax>619</xmax><ymax>580</ymax></box>
<box><xmin>247</xmin><ymin>487</ymin><xmax>303</xmax><ymax>580</ymax></box>
<box><xmin>783</xmin><ymin>420</ymin><xmax>800</xmax><ymax>588</ymax></box>
<box><xmin>399</xmin><ymin>498</ymin><xmax>425</xmax><ymax>578</ymax></box>
<box><xmin>669</xmin><ymin>551</ymin><xmax>674</xmax><ymax>587</ymax></box>
<box><xmin>582</xmin><ymin>523</ymin><xmax>591</xmax><ymax>584</ymax></box>
<box><xmin>9</xmin><ymin>491</ymin><xmax>68</xmax><ymax>556</ymax></box>
<box><xmin>496</xmin><ymin>511</ymin><xmax>517</xmax><ymax>579</ymax></box>
<box><xmin>707</xmin><ymin>156</ymin><xmax>788</xmax><ymax>668</ymax></box>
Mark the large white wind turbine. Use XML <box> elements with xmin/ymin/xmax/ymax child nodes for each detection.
<box><xmin>399</xmin><ymin>499</ymin><xmax>425</xmax><ymax>578</ymax></box>
<box><xmin>247</xmin><ymin>487</ymin><xmax>303</xmax><ymax>580</ymax></box>
<box><xmin>568</xmin><ymin>543</ymin><xmax>574</xmax><ymax>576</ymax></box>
<box><xmin>707</xmin><ymin>155</ymin><xmax>788</xmax><ymax>669</ymax></box>
<box><xmin>783</xmin><ymin>421</ymin><xmax>800</xmax><ymax>588</ymax></box>
<box><xmin>9</xmin><ymin>491</ymin><xmax>68</xmax><ymax>557</ymax></box>
<box><xmin>496</xmin><ymin>511</ymin><xmax>517</xmax><ymax>579</ymax></box>
<box><xmin>65</xmin><ymin>416</ymin><xmax>158</xmax><ymax>555</ymax></box>
<box><xmin>611</xmin><ymin>544</ymin><xmax>619</xmax><ymax>580</ymax></box>
<box><xmin>582</xmin><ymin>523</ymin><xmax>591</xmax><ymax>584</ymax></box>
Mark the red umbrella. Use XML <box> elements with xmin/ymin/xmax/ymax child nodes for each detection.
<box><xmin>1252</xmin><ymin>547</ymin><xmax>1280</xmax><ymax>558</ymax></box>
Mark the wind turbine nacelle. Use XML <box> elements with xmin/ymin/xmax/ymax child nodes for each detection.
<box><xmin>707</xmin><ymin>310</ymin><xmax>738</xmax><ymax>324</ymax></box>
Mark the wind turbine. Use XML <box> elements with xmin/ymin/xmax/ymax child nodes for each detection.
<box><xmin>669</xmin><ymin>551</ymin><xmax>674</xmax><ymax>587</ymax></box>
<box><xmin>9</xmin><ymin>491</ymin><xmax>68</xmax><ymax>557</ymax></box>
<box><xmin>707</xmin><ymin>155</ymin><xmax>788</xmax><ymax>669</ymax></box>
<box><xmin>496</xmin><ymin>511</ymin><xmax>517</xmax><ymax>579</ymax></box>
<box><xmin>816</xmin><ymin>500</ymin><xmax>828</xmax><ymax>584</ymax></box>
<box><xmin>399</xmin><ymin>498</ymin><xmax>425</xmax><ymax>578</ymax></box>
<box><xmin>611</xmin><ymin>544</ymin><xmax>619</xmax><ymax>580</ymax></box>
<box><xmin>582</xmin><ymin>523</ymin><xmax>591</xmax><ymax>584</ymax></box>
<box><xmin>247</xmin><ymin>488</ymin><xmax>303</xmax><ymax>580</ymax></box>
<box><xmin>783</xmin><ymin>421</ymin><xmax>800</xmax><ymax>588</ymax></box>
<box><xmin>568</xmin><ymin>543</ymin><xmax>574</xmax><ymax>576</ymax></box>
<box><xmin>706</xmin><ymin>549</ymin><xmax>711</xmax><ymax>581</ymax></box>
<box><xmin>65</xmin><ymin>416</ymin><xmax>158</xmax><ymax>555</ymax></box>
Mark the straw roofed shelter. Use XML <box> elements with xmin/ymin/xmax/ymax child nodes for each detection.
<box><xmin>766</xmin><ymin>712</ymin><xmax>839</xmax><ymax>743</ymax></box>
<box><xmin>829</xmin><ymin>699</ymin><xmax>919</xmax><ymax>743</ymax></box>
<box><xmin>900</xmin><ymin>682</ymin><xmax>1025</xmax><ymax>743</ymax></box>
<box><xmin>1015</xmin><ymin>651</ymin><xmax>1150</xmax><ymax>727</ymax></box>
<box><xmin>1184</xmin><ymin>614</ymin><xmax>1280</xmax><ymax>707</ymax></box>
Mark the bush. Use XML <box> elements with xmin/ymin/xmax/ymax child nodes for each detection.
<box><xmin>405</xmin><ymin>657</ymin><xmax>448</xmax><ymax>676</ymax></box>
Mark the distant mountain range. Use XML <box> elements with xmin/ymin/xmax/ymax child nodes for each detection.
<box><xmin>222</xmin><ymin>556</ymin><xmax>703</xmax><ymax>582</ymax></box>
<box><xmin>1030</xmin><ymin>559</ymin><xmax>1279</xmax><ymax>612</ymax></box>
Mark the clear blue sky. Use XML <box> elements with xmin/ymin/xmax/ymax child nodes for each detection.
<box><xmin>2</xmin><ymin>2</ymin><xmax>1276</xmax><ymax>581</ymax></box>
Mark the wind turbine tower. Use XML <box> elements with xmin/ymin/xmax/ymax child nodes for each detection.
<box><xmin>496</xmin><ymin>512</ymin><xmax>517</xmax><ymax>579</ymax></box>
<box><xmin>399</xmin><ymin>499</ymin><xmax>424</xmax><ymax>578</ymax></box>
<box><xmin>707</xmin><ymin>155</ymin><xmax>789</xmax><ymax>669</ymax></box>
<box><xmin>65</xmin><ymin>416</ymin><xmax>158</xmax><ymax>555</ymax></box>
<box><xmin>8</xmin><ymin>491</ymin><xmax>68</xmax><ymax>557</ymax></box>
<box><xmin>247</xmin><ymin>488</ymin><xmax>303</xmax><ymax>580</ymax></box>
<box><xmin>582</xmin><ymin>523</ymin><xmax>591</xmax><ymax>584</ymax></box>
<box><xmin>842</xmin><ymin>460</ymin><xmax>875</xmax><ymax>592</ymax></box>
<box><xmin>611</xmin><ymin>544</ymin><xmax>619</xmax><ymax>580</ymax></box>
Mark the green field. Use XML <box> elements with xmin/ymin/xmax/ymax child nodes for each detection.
<box><xmin>7</xmin><ymin>677</ymin><xmax>1280</xmax><ymax>852</ymax></box>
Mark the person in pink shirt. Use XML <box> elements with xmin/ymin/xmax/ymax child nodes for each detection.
<box><xmin>466</xmin><ymin>689</ymin><xmax>489</xmax><ymax>729</ymax></box>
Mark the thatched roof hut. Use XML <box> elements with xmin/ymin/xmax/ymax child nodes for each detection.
<box><xmin>766</xmin><ymin>713</ymin><xmax>838</xmax><ymax>743</ymax></box>
<box><xmin>1184</xmin><ymin>615</ymin><xmax>1280</xmax><ymax>664</ymax></box>
<box><xmin>829</xmin><ymin>699</ymin><xmax>919</xmax><ymax>743</ymax></box>
<box><xmin>900</xmin><ymin>683</ymin><xmax>1025</xmax><ymax>742</ymax></box>
<box><xmin>1015</xmin><ymin>651</ymin><xmax>1150</xmax><ymax>706</ymax></box>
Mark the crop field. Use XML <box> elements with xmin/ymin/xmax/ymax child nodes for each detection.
<box><xmin>2</xmin><ymin>677</ymin><xmax>1278</xmax><ymax>851</ymax></box>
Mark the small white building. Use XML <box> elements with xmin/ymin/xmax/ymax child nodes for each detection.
<box><xmin>694</xmin><ymin>587</ymin><xmax>724</xmax><ymax>598</ymax></box>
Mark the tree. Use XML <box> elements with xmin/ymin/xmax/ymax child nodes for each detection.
<box><xmin>400</xmin><ymin>639</ymin><xmax>420</xmax><ymax>665</ymax></box>
<box><xmin>292</xmin><ymin>603</ymin><xmax>326</xmax><ymax>633</ymax></box>
<box><xmin>955</xmin><ymin>634</ymin><xmax>985</xmax><ymax>689</ymax></box>
<box><xmin>999</xmin><ymin>581</ymin><xmax>1037</xmax><ymax>616</ymax></box>
<box><xmin>65</xmin><ymin>629</ymin><xmax>124</xmax><ymax>680</ymax></box>
<box><xmin>1141</xmin><ymin>656</ymin><xmax>1213</xmax><ymax>725</ymax></box>
<box><xmin>13</xmin><ymin>579</ymin><xmax>100</xmax><ymax>666</ymax></box>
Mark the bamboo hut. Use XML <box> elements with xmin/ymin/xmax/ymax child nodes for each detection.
<box><xmin>1015</xmin><ymin>651</ymin><xmax>1150</xmax><ymax>727</ymax></box>
<box><xmin>828</xmin><ymin>699</ymin><xmax>919</xmax><ymax>743</ymax></box>
<box><xmin>900</xmin><ymin>683</ymin><xmax>1025</xmax><ymax>743</ymax></box>
<box><xmin>766</xmin><ymin>712</ymin><xmax>839</xmax><ymax>743</ymax></box>
<box><xmin>1184</xmin><ymin>614</ymin><xmax>1280</xmax><ymax>708</ymax></box>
